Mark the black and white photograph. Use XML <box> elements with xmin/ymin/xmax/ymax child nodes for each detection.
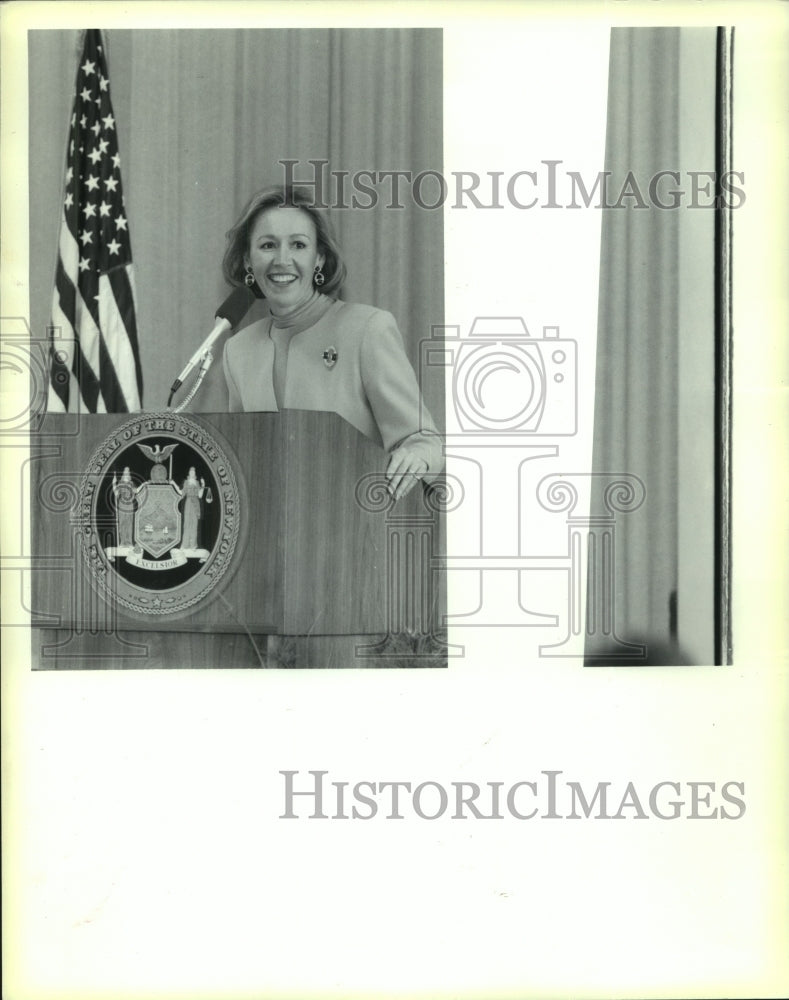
<box><xmin>26</xmin><ymin>26</ymin><xmax>447</xmax><ymax>669</ymax></box>
<box><xmin>1</xmin><ymin>1</ymin><xmax>787</xmax><ymax>998</ymax></box>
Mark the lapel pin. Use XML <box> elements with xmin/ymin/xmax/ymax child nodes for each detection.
<box><xmin>322</xmin><ymin>347</ymin><xmax>338</xmax><ymax>369</ymax></box>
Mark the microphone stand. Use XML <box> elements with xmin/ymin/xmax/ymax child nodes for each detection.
<box><xmin>166</xmin><ymin>285</ymin><xmax>259</xmax><ymax>411</ymax></box>
<box><xmin>169</xmin><ymin>351</ymin><xmax>215</xmax><ymax>413</ymax></box>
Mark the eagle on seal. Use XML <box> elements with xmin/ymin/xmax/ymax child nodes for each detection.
<box><xmin>137</xmin><ymin>442</ymin><xmax>178</xmax><ymax>482</ymax></box>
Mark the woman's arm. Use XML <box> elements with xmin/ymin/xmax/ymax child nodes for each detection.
<box><xmin>360</xmin><ymin>311</ymin><xmax>444</xmax><ymax>498</ymax></box>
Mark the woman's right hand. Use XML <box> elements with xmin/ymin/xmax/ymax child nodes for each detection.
<box><xmin>386</xmin><ymin>448</ymin><xmax>428</xmax><ymax>501</ymax></box>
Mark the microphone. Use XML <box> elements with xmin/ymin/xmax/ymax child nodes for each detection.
<box><xmin>168</xmin><ymin>285</ymin><xmax>257</xmax><ymax>404</ymax></box>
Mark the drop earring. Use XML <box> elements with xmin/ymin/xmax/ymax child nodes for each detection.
<box><xmin>244</xmin><ymin>265</ymin><xmax>256</xmax><ymax>288</ymax></box>
<box><xmin>313</xmin><ymin>265</ymin><xmax>325</xmax><ymax>287</ymax></box>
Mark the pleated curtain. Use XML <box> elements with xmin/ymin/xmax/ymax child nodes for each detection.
<box><xmin>585</xmin><ymin>28</ymin><xmax>720</xmax><ymax>665</ymax></box>
<box><xmin>29</xmin><ymin>29</ymin><xmax>443</xmax><ymax>418</ymax></box>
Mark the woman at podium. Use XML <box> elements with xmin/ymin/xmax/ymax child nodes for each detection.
<box><xmin>221</xmin><ymin>185</ymin><xmax>442</xmax><ymax>500</ymax></box>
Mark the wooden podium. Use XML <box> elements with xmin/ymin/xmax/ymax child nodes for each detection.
<box><xmin>30</xmin><ymin>411</ymin><xmax>446</xmax><ymax>669</ymax></box>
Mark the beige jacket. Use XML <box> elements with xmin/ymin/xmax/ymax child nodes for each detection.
<box><xmin>223</xmin><ymin>299</ymin><xmax>443</xmax><ymax>475</ymax></box>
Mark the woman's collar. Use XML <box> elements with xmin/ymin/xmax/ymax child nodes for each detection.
<box><xmin>268</xmin><ymin>290</ymin><xmax>333</xmax><ymax>334</ymax></box>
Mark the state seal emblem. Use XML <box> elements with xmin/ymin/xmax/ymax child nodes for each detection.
<box><xmin>77</xmin><ymin>413</ymin><xmax>245</xmax><ymax>618</ymax></box>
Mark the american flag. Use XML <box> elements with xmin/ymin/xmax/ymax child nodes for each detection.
<box><xmin>47</xmin><ymin>29</ymin><xmax>143</xmax><ymax>413</ymax></box>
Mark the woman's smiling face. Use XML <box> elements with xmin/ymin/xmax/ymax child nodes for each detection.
<box><xmin>246</xmin><ymin>206</ymin><xmax>325</xmax><ymax>314</ymax></box>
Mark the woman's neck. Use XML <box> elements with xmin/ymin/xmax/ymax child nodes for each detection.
<box><xmin>269</xmin><ymin>290</ymin><xmax>332</xmax><ymax>333</ymax></box>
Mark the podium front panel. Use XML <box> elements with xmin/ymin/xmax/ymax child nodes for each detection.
<box><xmin>30</xmin><ymin>411</ymin><xmax>446</xmax><ymax>668</ymax></box>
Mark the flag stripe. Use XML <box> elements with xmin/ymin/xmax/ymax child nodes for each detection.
<box><xmin>106</xmin><ymin>267</ymin><xmax>144</xmax><ymax>397</ymax></box>
<box><xmin>51</xmin><ymin>278</ymin><xmax>102</xmax><ymax>413</ymax></box>
<box><xmin>96</xmin><ymin>308</ymin><xmax>127</xmax><ymax>413</ymax></box>
<box><xmin>54</xmin><ymin>239</ymin><xmax>101</xmax><ymax>400</ymax></box>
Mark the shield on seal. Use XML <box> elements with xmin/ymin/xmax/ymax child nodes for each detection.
<box><xmin>133</xmin><ymin>483</ymin><xmax>182</xmax><ymax>558</ymax></box>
